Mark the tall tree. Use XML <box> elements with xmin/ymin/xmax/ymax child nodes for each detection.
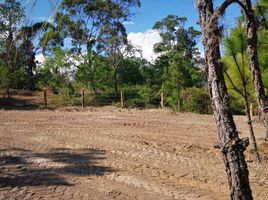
<box><xmin>196</xmin><ymin>0</ymin><xmax>252</xmax><ymax>199</ymax></box>
<box><xmin>0</xmin><ymin>0</ymin><xmax>24</xmax><ymax>90</ymax></box>
<box><xmin>48</xmin><ymin>0</ymin><xmax>140</xmax><ymax>94</ymax></box>
<box><xmin>153</xmin><ymin>15</ymin><xmax>202</xmax><ymax>110</ymax></box>
<box><xmin>38</xmin><ymin>47</ymin><xmax>74</xmax><ymax>92</ymax></box>
<box><xmin>45</xmin><ymin>0</ymin><xmax>110</xmax><ymax>93</ymax></box>
<box><xmin>236</xmin><ymin>0</ymin><xmax>268</xmax><ymax>139</ymax></box>
<box><xmin>97</xmin><ymin>0</ymin><xmax>140</xmax><ymax>94</ymax></box>
<box><xmin>18</xmin><ymin>22</ymin><xmax>52</xmax><ymax>90</ymax></box>
<box><xmin>223</xmin><ymin>22</ymin><xmax>260</xmax><ymax>162</ymax></box>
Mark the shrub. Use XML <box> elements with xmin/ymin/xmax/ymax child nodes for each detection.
<box><xmin>181</xmin><ymin>87</ymin><xmax>212</xmax><ymax>114</ymax></box>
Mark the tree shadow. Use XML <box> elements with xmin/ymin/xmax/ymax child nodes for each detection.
<box><xmin>0</xmin><ymin>148</ymin><xmax>114</xmax><ymax>187</ymax></box>
<box><xmin>0</xmin><ymin>97</ymin><xmax>40</xmax><ymax>110</ymax></box>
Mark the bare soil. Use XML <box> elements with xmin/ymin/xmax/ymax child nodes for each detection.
<box><xmin>0</xmin><ymin>106</ymin><xmax>268</xmax><ymax>200</ymax></box>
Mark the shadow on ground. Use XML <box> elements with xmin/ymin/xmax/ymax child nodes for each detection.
<box><xmin>0</xmin><ymin>148</ymin><xmax>114</xmax><ymax>187</ymax></box>
<box><xmin>0</xmin><ymin>97</ymin><xmax>40</xmax><ymax>110</ymax></box>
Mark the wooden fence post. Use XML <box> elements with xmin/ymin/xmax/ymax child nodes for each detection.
<box><xmin>160</xmin><ymin>92</ymin><xmax>164</xmax><ymax>108</ymax></box>
<box><xmin>44</xmin><ymin>89</ymin><xmax>47</xmax><ymax>108</ymax></box>
<box><xmin>7</xmin><ymin>88</ymin><xmax>10</xmax><ymax>98</ymax></box>
<box><xmin>250</xmin><ymin>101</ymin><xmax>254</xmax><ymax>118</ymax></box>
<box><xmin>82</xmin><ymin>89</ymin><xmax>85</xmax><ymax>108</ymax></box>
<box><xmin>120</xmin><ymin>91</ymin><xmax>124</xmax><ymax>108</ymax></box>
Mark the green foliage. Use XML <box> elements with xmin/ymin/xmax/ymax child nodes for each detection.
<box><xmin>0</xmin><ymin>1</ymin><xmax>52</xmax><ymax>90</ymax></box>
<box><xmin>122</xmin><ymin>85</ymin><xmax>159</xmax><ymax>108</ymax></box>
<box><xmin>74</xmin><ymin>54</ymin><xmax>113</xmax><ymax>92</ymax></box>
<box><xmin>181</xmin><ymin>87</ymin><xmax>212</xmax><ymax>114</ymax></box>
<box><xmin>153</xmin><ymin>15</ymin><xmax>204</xmax><ymax>111</ymax></box>
<box><xmin>223</xmin><ymin>21</ymin><xmax>252</xmax><ymax>115</ymax></box>
<box><xmin>257</xmin><ymin>10</ymin><xmax>268</xmax><ymax>89</ymax></box>
<box><xmin>3</xmin><ymin>0</ymin><xmax>268</xmax><ymax>116</ymax></box>
<box><xmin>0</xmin><ymin>0</ymin><xmax>24</xmax><ymax>89</ymax></box>
<box><xmin>0</xmin><ymin>65</ymin><xmax>11</xmax><ymax>89</ymax></box>
<box><xmin>228</xmin><ymin>90</ymin><xmax>246</xmax><ymax>115</ymax></box>
<box><xmin>37</xmin><ymin>48</ymin><xmax>74</xmax><ymax>92</ymax></box>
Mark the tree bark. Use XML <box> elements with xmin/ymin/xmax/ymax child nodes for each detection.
<box><xmin>114</xmin><ymin>68</ymin><xmax>119</xmax><ymax>95</ymax></box>
<box><xmin>242</xmin><ymin>0</ymin><xmax>268</xmax><ymax>139</ymax></box>
<box><xmin>196</xmin><ymin>1</ymin><xmax>252</xmax><ymax>199</ymax></box>
<box><xmin>243</xmin><ymin>96</ymin><xmax>260</xmax><ymax>162</ymax></box>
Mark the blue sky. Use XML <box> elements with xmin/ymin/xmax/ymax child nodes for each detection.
<box><xmin>24</xmin><ymin>0</ymin><xmax>241</xmax><ymax>32</ymax></box>
<box><xmin>21</xmin><ymin>0</ymin><xmax>242</xmax><ymax>61</ymax></box>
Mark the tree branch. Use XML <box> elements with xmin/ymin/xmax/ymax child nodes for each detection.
<box><xmin>211</xmin><ymin>0</ymin><xmax>247</xmax><ymax>24</ymax></box>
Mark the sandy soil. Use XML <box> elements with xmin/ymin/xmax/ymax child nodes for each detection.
<box><xmin>0</xmin><ymin>106</ymin><xmax>268</xmax><ymax>200</ymax></box>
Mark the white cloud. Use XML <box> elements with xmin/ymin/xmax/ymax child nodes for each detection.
<box><xmin>123</xmin><ymin>21</ymin><xmax>135</xmax><ymax>25</ymax></box>
<box><xmin>128</xmin><ymin>29</ymin><xmax>161</xmax><ymax>62</ymax></box>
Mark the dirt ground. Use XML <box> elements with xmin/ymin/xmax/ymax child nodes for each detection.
<box><xmin>0</xmin><ymin>106</ymin><xmax>268</xmax><ymax>200</ymax></box>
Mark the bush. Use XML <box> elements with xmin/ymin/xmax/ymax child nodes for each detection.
<box><xmin>122</xmin><ymin>85</ymin><xmax>159</xmax><ymax>108</ymax></box>
<box><xmin>181</xmin><ymin>87</ymin><xmax>212</xmax><ymax>114</ymax></box>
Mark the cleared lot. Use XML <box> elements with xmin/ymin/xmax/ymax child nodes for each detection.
<box><xmin>0</xmin><ymin>107</ymin><xmax>268</xmax><ymax>199</ymax></box>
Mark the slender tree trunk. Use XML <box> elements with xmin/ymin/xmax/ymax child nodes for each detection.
<box><xmin>114</xmin><ymin>69</ymin><xmax>118</xmax><ymax>95</ymax></box>
<box><xmin>243</xmin><ymin>96</ymin><xmax>260</xmax><ymax>162</ymax></box>
<box><xmin>196</xmin><ymin>1</ymin><xmax>252</xmax><ymax>199</ymax></box>
<box><xmin>243</xmin><ymin>0</ymin><xmax>268</xmax><ymax>139</ymax></box>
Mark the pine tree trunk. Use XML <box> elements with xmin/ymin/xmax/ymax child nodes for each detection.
<box><xmin>243</xmin><ymin>0</ymin><xmax>268</xmax><ymax>139</ymax></box>
<box><xmin>196</xmin><ymin>1</ymin><xmax>252</xmax><ymax>199</ymax></box>
<box><xmin>243</xmin><ymin>96</ymin><xmax>260</xmax><ymax>162</ymax></box>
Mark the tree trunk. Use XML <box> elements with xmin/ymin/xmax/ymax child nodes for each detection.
<box><xmin>243</xmin><ymin>0</ymin><xmax>268</xmax><ymax>139</ymax></box>
<box><xmin>113</xmin><ymin>68</ymin><xmax>118</xmax><ymax>95</ymax></box>
<box><xmin>243</xmin><ymin>96</ymin><xmax>260</xmax><ymax>162</ymax></box>
<box><xmin>196</xmin><ymin>1</ymin><xmax>252</xmax><ymax>199</ymax></box>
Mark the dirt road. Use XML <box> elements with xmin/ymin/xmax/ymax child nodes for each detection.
<box><xmin>0</xmin><ymin>107</ymin><xmax>268</xmax><ymax>199</ymax></box>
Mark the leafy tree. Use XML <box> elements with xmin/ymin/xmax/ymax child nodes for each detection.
<box><xmin>153</xmin><ymin>15</ymin><xmax>203</xmax><ymax>110</ymax></box>
<box><xmin>17</xmin><ymin>22</ymin><xmax>52</xmax><ymax>90</ymax></box>
<box><xmin>74</xmin><ymin>54</ymin><xmax>113</xmax><ymax>92</ymax></box>
<box><xmin>46</xmin><ymin>0</ymin><xmax>140</xmax><ymax>95</ymax></box>
<box><xmin>42</xmin><ymin>0</ymin><xmax>109</xmax><ymax>93</ymax></box>
<box><xmin>97</xmin><ymin>0</ymin><xmax>140</xmax><ymax>94</ymax></box>
<box><xmin>181</xmin><ymin>87</ymin><xmax>211</xmax><ymax>114</ymax></box>
<box><xmin>38</xmin><ymin>48</ymin><xmax>74</xmax><ymax>93</ymax></box>
<box><xmin>0</xmin><ymin>0</ymin><xmax>24</xmax><ymax>90</ymax></box>
<box><xmin>118</xmin><ymin>57</ymin><xmax>148</xmax><ymax>86</ymax></box>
